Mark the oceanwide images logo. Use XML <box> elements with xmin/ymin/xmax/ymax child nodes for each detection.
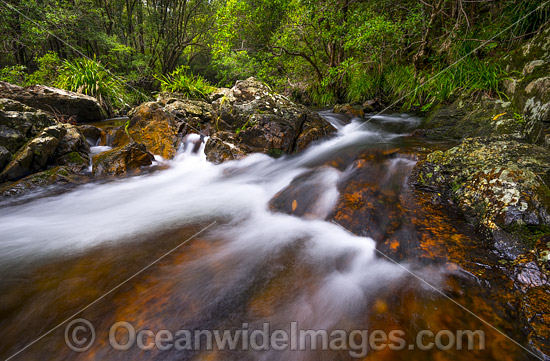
<box><xmin>65</xmin><ymin>319</ymin><xmax>485</xmax><ymax>357</ymax></box>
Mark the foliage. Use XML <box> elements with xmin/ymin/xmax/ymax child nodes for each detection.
<box><xmin>0</xmin><ymin>0</ymin><xmax>547</xmax><ymax>108</ymax></box>
<box><xmin>155</xmin><ymin>66</ymin><xmax>214</xmax><ymax>99</ymax></box>
<box><xmin>27</xmin><ymin>52</ymin><xmax>62</xmax><ymax>85</ymax></box>
<box><xmin>56</xmin><ymin>57</ymin><xmax>130</xmax><ymax>110</ymax></box>
<box><xmin>0</xmin><ymin>65</ymin><xmax>28</xmax><ymax>86</ymax></box>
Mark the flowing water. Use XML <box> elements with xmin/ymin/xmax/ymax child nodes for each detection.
<box><xmin>0</xmin><ymin>112</ymin><xmax>537</xmax><ymax>360</ymax></box>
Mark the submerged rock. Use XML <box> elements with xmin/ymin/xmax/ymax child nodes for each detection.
<box><xmin>0</xmin><ymin>81</ymin><xmax>107</xmax><ymax>122</ymax></box>
<box><xmin>92</xmin><ymin>142</ymin><xmax>154</xmax><ymax>176</ymax></box>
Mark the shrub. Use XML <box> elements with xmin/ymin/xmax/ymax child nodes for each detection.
<box><xmin>155</xmin><ymin>65</ymin><xmax>214</xmax><ymax>99</ymax></box>
<box><xmin>56</xmin><ymin>57</ymin><xmax>130</xmax><ymax>111</ymax></box>
<box><xmin>0</xmin><ymin>65</ymin><xmax>28</xmax><ymax>86</ymax></box>
<box><xmin>27</xmin><ymin>52</ymin><xmax>62</xmax><ymax>85</ymax></box>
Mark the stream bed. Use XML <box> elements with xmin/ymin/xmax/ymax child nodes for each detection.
<box><xmin>0</xmin><ymin>112</ymin><xmax>539</xmax><ymax>360</ymax></box>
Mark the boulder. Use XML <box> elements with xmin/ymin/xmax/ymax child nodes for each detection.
<box><xmin>125</xmin><ymin>102</ymin><xmax>179</xmax><ymax>159</ymax></box>
<box><xmin>78</xmin><ymin>124</ymin><xmax>106</xmax><ymax>146</ymax></box>
<box><xmin>417</xmin><ymin>94</ymin><xmax>525</xmax><ymax>140</ymax></box>
<box><xmin>414</xmin><ymin>137</ymin><xmax>550</xmax><ymax>252</ymax></box>
<box><xmin>92</xmin><ymin>142</ymin><xmax>154</xmax><ymax>176</ymax></box>
<box><xmin>500</xmin><ymin>26</ymin><xmax>550</xmax><ymax>143</ymax></box>
<box><xmin>0</xmin><ymin>123</ymin><xmax>90</xmax><ymax>182</ymax></box>
<box><xmin>0</xmin><ymin>98</ymin><xmax>56</xmax><ymax>153</ymax></box>
<box><xmin>0</xmin><ymin>81</ymin><xmax>107</xmax><ymax>123</ymax></box>
<box><xmin>205</xmin><ymin>77</ymin><xmax>335</xmax><ymax>162</ymax></box>
<box><xmin>204</xmin><ymin>132</ymin><xmax>247</xmax><ymax>164</ymax></box>
<box><xmin>0</xmin><ymin>166</ymin><xmax>85</xmax><ymax>198</ymax></box>
<box><xmin>333</xmin><ymin>104</ymin><xmax>365</xmax><ymax>118</ymax></box>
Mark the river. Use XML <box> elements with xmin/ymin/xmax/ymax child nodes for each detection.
<box><xmin>0</xmin><ymin>112</ymin><xmax>536</xmax><ymax>360</ymax></box>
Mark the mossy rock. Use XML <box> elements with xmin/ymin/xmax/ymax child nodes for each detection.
<box><xmin>0</xmin><ymin>166</ymin><xmax>84</xmax><ymax>197</ymax></box>
<box><xmin>414</xmin><ymin>137</ymin><xmax>550</xmax><ymax>250</ymax></box>
<box><xmin>418</xmin><ymin>93</ymin><xmax>524</xmax><ymax>140</ymax></box>
<box><xmin>92</xmin><ymin>142</ymin><xmax>154</xmax><ymax>176</ymax></box>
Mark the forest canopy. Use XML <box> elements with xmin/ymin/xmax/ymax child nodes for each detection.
<box><xmin>0</xmin><ymin>0</ymin><xmax>548</xmax><ymax>107</ymax></box>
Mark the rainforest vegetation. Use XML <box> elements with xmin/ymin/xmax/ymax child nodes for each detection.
<box><xmin>0</xmin><ymin>0</ymin><xmax>548</xmax><ymax>108</ymax></box>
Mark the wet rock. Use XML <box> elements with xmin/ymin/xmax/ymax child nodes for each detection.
<box><xmin>0</xmin><ymin>146</ymin><xmax>11</xmax><ymax>171</ymax></box>
<box><xmin>294</xmin><ymin>112</ymin><xmax>337</xmax><ymax>153</ymax></box>
<box><xmin>0</xmin><ymin>127</ymin><xmax>61</xmax><ymax>181</ymax></box>
<box><xmin>0</xmin><ymin>81</ymin><xmax>107</xmax><ymax>122</ymax></box>
<box><xmin>206</xmin><ymin>77</ymin><xmax>335</xmax><ymax>161</ymax></box>
<box><xmin>362</xmin><ymin>98</ymin><xmax>384</xmax><ymax>112</ymax></box>
<box><xmin>0</xmin><ymin>123</ymin><xmax>90</xmax><ymax>182</ymax></box>
<box><xmin>92</xmin><ymin>142</ymin><xmax>154</xmax><ymax>176</ymax></box>
<box><xmin>333</xmin><ymin>104</ymin><xmax>364</xmax><ymax>118</ymax></box>
<box><xmin>0</xmin><ymin>166</ymin><xmax>86</xmax><ymax>197</ymax></box>
<box><xmin>0</xmin><ymin>98</ymin><xmax>56</xmax><ymax>153</ymax></box>
<box><xmin>414</xmin><ymin>137</ymin><xmax>550</xmax><ymax>250</ymax></box>
<box><xmin>204</xmin><ymin>132</ymin><xmax>246</xmax><ymax>164</ymax></box>
<box><xmin>520</xmin><ymin>286</ymin><xmax>550</xmax><ymax>358</ymax></box>
<box><xmin>125</xmin><ymin>102</ymin><xmax>179</xmax><ymax>159</ymax></box>
<box><xmin>78</xmin><ymin>124</ymin><xmax>106</xmax><ymax>146</ymax></box>
<box><xmin>419</xmin><ymin>94</ymin><xmax>524</xmax><ymax>140</ymax></box>
<box><xmin>53</xmin><ymin>124</ymin><xmax>91</xmax><ymax>172</ymax></box>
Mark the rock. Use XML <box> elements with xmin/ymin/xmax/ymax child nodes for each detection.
<box><xmin>0</xmin><ymin>81</ymin><xmax>107</xmax><ymax>122</ymax></box>
<box><xmin>78</xmin><ymin>124</ymin><xmax>105</xmax><ymax>146</ymax></box>
<box><xmin>0</xmin><ymin>127</ymin><xmax>61</xmax><ymax>181</ymax></box>
<box><xmin>500</xmin><ymin>27</ymin><xmax>550</xmax><ymax>143</ymax></box>
<box><xmin>0</xmin><ymin>98</ymin><xmax>56</xmax><ymax>153</ymax></box>
<box><xmin>204</xmin><ymin>132</ymin><xmax>247</xmax><ymax>164</ymax></box>
<box><xmin>92</xmin><ymin>142</ymin><xmax>154</xmax><ymax>176</ymax></box>
<box><xmin>294</xmin><ymin>112</ymin><xmax>336</xmax><ymax>153</ymax></box>
<box><xmin>162</xmin><ymin>98</ymin><xmax>213</xmax><ymax>135</ymax></box>
<box><xmin>414</xmin><ymin>137</ymin><xmax>550</xmax><ymax>250</ymax></box>
<box><xmin>0</xmin><ymin>123</ymin><xmax>90</xmax><ymax>182</ymax></box>
<box><xmin>125</xmin><ymin>102</ymin><xmax>179</xmax><ymax>159</ymax></box>
<box><xmin>206</xmin><ymin>77</ymin><xmax>335</xmax><ymax>161</ymax></box>
<box><xmin>0</xmin><ymin>166</ymin><xmax>85</xmax><ymax>197</ymax></box>
<box><xmin>419</xmin><ymin>94</ymin><xmax>524</xmax><ymax>140</ymax></box>
<box><xmin>520</xmin><ymin>286</ymin><xmax>550</xmax><ymax>358</ymax></box>
<box><xmin>0</xmin><ymin>146</ymin><xmax>10</xmax><ymax>171</ymax></box>
<box><xmin>333</xmin><ymin>104</ymin><xmax>364</xmax><ymax>118</ymax></box>
<box><xmin>362</xmin><ymin>98</ymin><xmax>384</xmax><ymax>112</ymax></box>
<box><xmin>207</xmin><ymin>87</ymin><xmax>230</xmax><ymax>102</ymax></box>
<box><xmin>52</xmin><ymin>124</ymin><xmax>90</xmax><ymax>172</ymax></box>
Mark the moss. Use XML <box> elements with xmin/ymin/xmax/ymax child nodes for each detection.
<box><xmin>506</xmin><ymin>224</ymin><xmax>550</xmax><ymax>248</ymax></box>
<box><xmin>65</xmin><ymin>151</ymin><xmax>87</xmax><ymax>165</ymax></box>
<box><xmin>267</xmin><ymin>148</ymin><xmax>285</xmax><ymax>158</ymax></box>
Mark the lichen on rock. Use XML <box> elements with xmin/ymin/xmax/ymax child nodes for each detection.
<box><xmin>414</xmin><ymin>137</ymin><xmax>550</xmax><ymax>252</ymax></box>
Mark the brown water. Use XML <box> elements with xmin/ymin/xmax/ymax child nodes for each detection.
<box><xmin>0</xmin><ymin>112</ymin><xmax>539</xmax><ymax>360</ymax></box>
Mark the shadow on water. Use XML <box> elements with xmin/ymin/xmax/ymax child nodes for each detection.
<box><xmin>0</xmin><ymin>111</ymin><xmax>539</xmax><ymax>360</ymax></box>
